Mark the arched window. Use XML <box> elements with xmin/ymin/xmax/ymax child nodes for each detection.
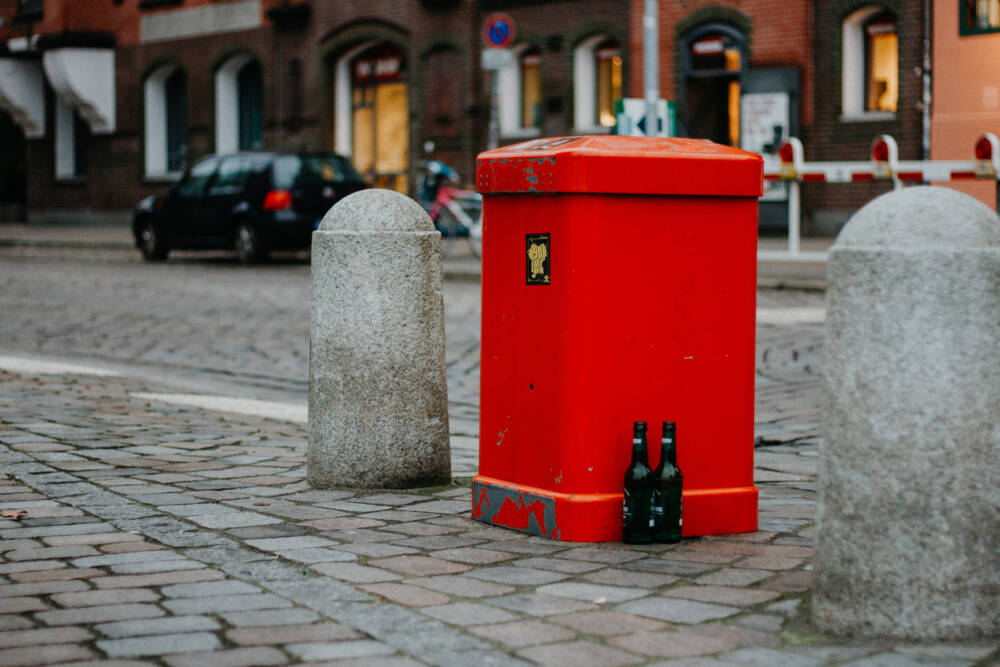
<box><xmin>144</xmin><ymin>63</ymin><xmax>187</xmax><ymax>176</ymax></box>
<box><xmin>842</xmin><ymin>7</ymin><xmax>898</xmax><ymax>117</ymax></box>
<box><xmin>215</xmin><ymin>54</ymin><xmax>263</xmax><ymax>153</ymax></box>
<box><xmin>498</xmin><ymin>44</ymin><xmax>542</xmax><ymax>138</ymax></box>
<box><xmin>573</xmin><ymin>34</ymin><xmax>622</xmax><ymax>132</ymax></box>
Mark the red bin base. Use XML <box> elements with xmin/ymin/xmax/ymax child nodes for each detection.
<box><xmin>472</xmin><ymin>474</ymin><xmax>758</xmax><ymax>542</ymax></box>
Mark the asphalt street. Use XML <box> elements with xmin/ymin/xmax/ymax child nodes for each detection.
<box><xmin>0</xmin><ymin>239</ymin><xmax>993</xmax><ymax>666</ymax></box>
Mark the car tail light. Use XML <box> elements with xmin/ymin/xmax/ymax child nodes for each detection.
<box><xmin>263</xmin><ymin>190</ymin><xmax>292</xmax><ymax>211</ymax></box>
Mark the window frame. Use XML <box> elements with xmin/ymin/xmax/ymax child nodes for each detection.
<box><xmin>573</xmin><ymin>33</ymin><xmax>623</xmax><ymax>134</ymax></box>
<box><xmin>143</xmin><ymin>63</ymin><xmax>187</xmax><ymax>180</ymax></box>
<box><xmin>497</xmin><ymin>43</ymin><xmax>543</xmax><ymax>140</ymax></box>
<box><xmin>840</xmin><ymin>5</ymin><xmax>898</xmax><ymax>122</ymax></box>
<box><xmin>960</xmin><ymin>0</ymin><xmax>1000</xmax><ymax>35</ymax></box>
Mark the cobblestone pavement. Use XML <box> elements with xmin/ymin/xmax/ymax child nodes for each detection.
<box><xmin>0</xmin><ymin>244</ymin><xmax>995</xmax><ymax>665</ymax></box>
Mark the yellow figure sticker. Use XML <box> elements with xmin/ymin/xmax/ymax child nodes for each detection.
<box><xmin>526</xmin><ymin>233</ymin><xmax>551</xmax><ymax>285</ymax></box>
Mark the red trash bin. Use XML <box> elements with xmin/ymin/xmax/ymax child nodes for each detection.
<box><xmin>472</xmin><ymin>136</ymin><xmax>763</xmax><ymax>542</ymax></box>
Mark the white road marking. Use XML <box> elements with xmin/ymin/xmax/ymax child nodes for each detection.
<box><xmin>756</xmin><ymin>307</ymin><xmax>825</xmax><ymax>325</ymax></box>
<box><xmin>0</xmin><ymin>355</ymin><xmax>122</xmax><ymax>377</ymax></box>
<box><xmin>131</xmin><ymin>392</ymin><xmax>307</xmax><ymax>424</ymax></box>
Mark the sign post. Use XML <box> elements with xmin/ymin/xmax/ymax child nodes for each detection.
<box><xmin>482</xmin><ymin>13</ymin><xmax>516</xmax><ymax>150</ymax></box>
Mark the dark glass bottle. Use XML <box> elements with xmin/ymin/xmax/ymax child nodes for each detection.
<box><xmin>622</xmin><ymin>421</ymin><xmax>654</xmax><ymax>544</ymax></box>
<box><xmin>652</xmin><ymin>421</ymin><xmax>683</xmax><ymax>543</ymax></box>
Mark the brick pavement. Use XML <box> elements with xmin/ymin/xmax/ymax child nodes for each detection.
<box><xmin>1</xmin><ymin>357</ymin><xmax>995</xmax><ymax>665</ymax></box>
<box><xmin>0</xmin><ymin>240</ymin><xmax>995</xmax><ymax>665</ymax></box>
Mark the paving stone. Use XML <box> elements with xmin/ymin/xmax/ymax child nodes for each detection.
<box><xmin>226</xmin><ymin>524</ymin><xmax>308</xmax><ymax>540</ymax></box>
<box><xmin>582</xmin><ymin>568</ymin><xmax>679</xmax><ymax>589</ymax></box>
<box><xmin>404</xmin><ymin>500</ymin><xmax>470</xmax><ymax>514</ymax></box>
<box><xmin>548</xmin><ymin>610</ymin><xmax>668</xmax><ymax>636</ymax></box>
<box><xmin>50</xmin><ymin>588</ymin><xmax>160</xmax><ymax>607</ymax></box>
<box><xmin>405</xmin><ymin>575</ymin><xmax>515</xmax><ymax>598</ymax></box>
<box><xmin>42</xmin><ymin>531</ymin><xmax>145</xmax><ymax>546</ymax></box>
<box><xmin>516</xmin><ymin>640</ymin><xmax>642</xmax><ymax>666</ymax></box>
<box><xmin>244</xmin><ymin>536</ymin><xmax>338</xmax><ymax>551</ymax></box>
<box><xmin>309</xmin><ymin>562</ymin><xmax>403</xmax><ymax>583</ymax></box>
<box><xmin>717</xmin><ymin>647</ymin><xmax>827</xmax><ymax>666</ymax></box>
<box><xmin>893</xmin><ymin>643</ymin><xmax>998</xmax><ymax>661</ymax></box>
<box><xmin>734</xmin><ymin>614</ymin><xmax>787</xmax><ymax>633</ymax></box>
<box><xmin>615</xmin><ymin>597</ymin><xmax>741</xmax><ymax>624</ymax></box>
<box><xmin>186</xmin><ymin>512</ymin><xmax>283</xmax><ymax>529</ymax></box>
<box><xmin>0</xmin><ymin>538</ymin><xmax>42</xmax><ymax>552</ymax></box>
<box><xmin>220</xmin><ymin>607</ymin><xmax>322</xmax><ymax>627</ymax></box>
<box><xmin>367</xmin><ymin>555</ymin><xmax>471</xmax><ymax>576</ymax></box>
<box><xmin>392</xmin><ymin>535</ymin><xmax>484</xmax><ymax>551</ymax></box>
<box><xmin>607</xmin><ymin>628</ymin><xmax>740</xmax><ymax>658</ymax></box>
<box><xmin>421</xmin><ymin>602</ymin><xmax>519</xmax><ymax>626</ymax></box>
<box><xmin>664</xmin><ymin>585</ymin><xmax>783</xmax><ymax>607</ymax></box>
<box><xmin>621</xmin><ymin>558</ymin><xmax>718</xmax><ymax>577</ymax></box>
<box><xmin>467</xmin><ymin>566</ymin><xmax>569</xmax><ymax>586</ymax></box>
<box><xmin>0</xmin><ymin>643</ymin><xmax>95</xmax><ymax>666</ymax></box>
<box><xmin>484</xmin><ymin>592</ymin><xmax>597</xmax><ymax>617</ymax></box>
<box><xmin>5</xmin><ymin>545</ymin><xmax>100</xmax><ymax>561</ymax></box>
<box><xmin>468</xmin><ymin>619</ymin><xmax>576</xmax><ymax>648</ymax></box>
<box><xmin>92</xmin><ymin>569</ymin><xmax>227</xmax><ymax>589</ymax></box>
<box><xmin>299</xmin><ymin>517</ymin><xmax>386</xmax><ymax>531</ymax></box>
<box><xmin>733</xmin><ymin>555</ymin><xmax>805</xmax><ymax>570</ymax></box>
<box><xmin>0</xmin><ymin>616</ymin><xmax>35</xmax><ymax>631</ymax></box>
<box><xmin>759</xmin><ymin>570</ymin><xmax>812</xmax><ymax>592</ymax></box>
<box><xmin>695</xmin><ymin>568</ymin><xmax>773</xmax><ymax>587</ymax></box>
<box><xmin>101</xmin><ymin>541</ymin><xmax>170</xmax><ymax>554</ymax></box>
<box><xmin>97</xmin><ymin>632</ymin><xmax>221</xmax><ymax>657</ymax></box>
<box><xmin>0</xmin><ymin>596</ymin><xmax>49</xmax><ymax>613</ymax></box>
<box><xmin>73</xmin><ymin>550</ymin><xmax>187</xmax><ymax>568</ymax></box>
<box><xmin>0</xmin><ymin>626</ymin><xmax>91</xmax><ymax>648</ymax></box>
<box><xmin>95</xmin><ymin>615</ymin><xmax>221</xmax><ymax>638</ymax></box>
<box><xmin>536</xmin><ymin>582</ymin><xmax>648</xmax><ymax>604</ymax></box>
<box><xmin>162</xmin><ymin>593</ymin><xmax>294</xmax><ymax>615</ymax></box>
<box><xmin>111</xmin><ymin>560</ymin><xmax>208</xmax><ymax>575</ymax></box>
<box><xmin>559</xmin><ymin>547</ymin><xmax>648</xmax><ymax>565</ymax></box>
<box><xmin>163</xmin><ymin>646</ymin><xmax>289</xmax><ymax>667</ymax></box>
<box><xmin>160</xmin><ymin>580</ymin><xmax>262</xmax><ymax>598</ymax></box>
<box><xmin>359</xmin><ymin>582</ymin><xmax>451</xmax><ymax>607</ymax></box>
<box><xmin>0</xmin><ymin>559</ymin><xmax>66</xmax><ymax>575</ymax></box>
<box><xmin>333</xmin><ymin>543</ymin><xmax>419</xmax><ymax>558</ymax></box>
<box><xmin>226</xmin><ymin>622</ymin><xmax>362</xmax><ymax>645</ymax></box>
<box><xmin>285</xmin><ymin>640</ymin><xmax>397</xmax><ymax>661</ymax></box>
<box><xmin>0</xmin><ymin>580</ymin><xmax>89</xmax><ymax>597</ymax></box>
<box><xmin>511</xmin><ymin>557</ymin><xmax>605</xmax><ymax>574</ymax></box>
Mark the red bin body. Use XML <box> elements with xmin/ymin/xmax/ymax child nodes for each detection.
<box><xmin>472</xmin><ymin>136</ymin><xmax>763</xmax><ymax>542</ymax></box>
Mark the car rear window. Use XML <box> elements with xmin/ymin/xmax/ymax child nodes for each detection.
<box><xmin>273</xmin><ymin>155</ymin><xmax>364</xmax><ymax>189</ymax></box>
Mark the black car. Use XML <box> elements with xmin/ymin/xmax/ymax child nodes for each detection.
<box><xmin>133</xmin><ymin>152</ymin><xmax>367</xmax><ymax>262</ymax></box>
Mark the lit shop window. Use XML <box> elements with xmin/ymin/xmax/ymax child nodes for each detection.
<box><xmin>865</xmin><ymin>14</ymin><xmax>897</xmax><ymax>112</ymax></box>
<box><xmin>961</xmin><ymin>0</ymin><xmax>1000</xmax><ymax>34</ymax></box>
<box><xmin>521</xmin><ymin>49</ymin><xmax>542</xmax><ymax>129</ymax></box>
<box><xmin>596</xmin><ymin>40</ymin><xmax>623</xmax><ymax>127</ymax></box>
<box><xmin>684</xmin><ymin>31</ymin><xmax>743</xmax><ymax>146</ymax></box>
<box><xmin>842</xmin><ymin>7</ymin><xmax>898</xmax><ymax>117</ymax></box>
<box><xmin>574</xmin><ymin>34</ymin><xmax>623</xmax><ymax>131</ymax></box>
<box><xmin>349</xmin><ymin>43</ymin><xmax>408</xmax><ymax>193</ymax></box>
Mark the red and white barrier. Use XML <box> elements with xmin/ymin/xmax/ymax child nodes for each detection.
<box><xmin>759</xmin><ymin>133</ymin><xmax>1000</xmax><ymax>262</ymax></box>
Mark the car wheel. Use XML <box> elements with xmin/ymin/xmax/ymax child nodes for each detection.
<box><xmin>234</xmin><ymin>222</ymin><xmax>267</xmax><ymax>264</ymax></box>
<box><xmin>138</xmin><ymin>221</ymin><xmax>169</xmax><ymax>261</ymax></box>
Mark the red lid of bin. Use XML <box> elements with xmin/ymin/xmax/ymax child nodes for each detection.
<box><xmin>476</xmin><ymin>135</ymin><xmax>763</xmax><ymax>198</ymax></box>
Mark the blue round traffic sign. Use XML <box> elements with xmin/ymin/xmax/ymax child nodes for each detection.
<box><xmin>484</xmin><ymin>13</ymin><xmax>516</xmax><ymax>49</ymax></box>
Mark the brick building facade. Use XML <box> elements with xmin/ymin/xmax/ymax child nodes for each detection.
<box><xmin>0</xmin><ymin>0</ymin><xmax>631</xmax><ymax>223</ymax></box>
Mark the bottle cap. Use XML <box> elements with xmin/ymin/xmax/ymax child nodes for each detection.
<box><xmin>662</xmin><ymin>421</ymin><xmax>676</xmax><ymax>432</ymax></box>
<box><xmin>633</xmin><ymin>421</ymin><xmax>647</xmax><ymax>432</ymax></box>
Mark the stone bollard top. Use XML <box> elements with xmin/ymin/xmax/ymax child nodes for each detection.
<box><xmin>318</xmin><ymin>188</ymin><xmax>434</xmax><ymax>233</ymax></box>
<box><xmin>835</xmin><ymin>185</ymin><xmax>1000</xmax><ymax>249</ymax></box>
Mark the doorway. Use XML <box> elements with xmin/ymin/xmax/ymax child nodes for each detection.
<box><xmin>348</xmin><ymin>44</ymin><xmax>409</xmax><ymax>193</ymax></box>
<box><xmin>680</xmin><ymin>25</ymin><xmax>746</xmax><ymax>146</ymax></box>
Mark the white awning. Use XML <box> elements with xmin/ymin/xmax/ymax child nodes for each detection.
<box><xmin>42</xmin><ymin>47</ymin><xmax>116</xmax><ymax>134</ymax></box>
<box><xmin>0</xmin><ymin>58</ymin><xmax>45</xmax><ymax>138</ymax></box>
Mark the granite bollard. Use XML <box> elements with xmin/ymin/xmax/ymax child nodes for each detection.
<box><xmin>815</xmin><ymin>186</ymin><xmax>1000</xmax><ymax>639</ymax></box>
<box><xmin>308</xmin><ymin>189</ymin><xmax>451</xmax><ymax>488</ymax></box>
